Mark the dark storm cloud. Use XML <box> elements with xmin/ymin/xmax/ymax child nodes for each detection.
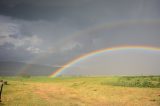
<box><xmin>0</xmin><ymin>42</ymin><xmax>34</xmax><ymax>62</ymax></box>
<box><xmin>0</xmin><ymin>36</ymin><xmax>7</xmax><ymax>39</ymax></box>
<box><xmin>0</xmin><ymin>0</ymin><xmax>93</xmax><ymax>21</ymax></box>
<box><xmin>0</xmin><ymin>0</ymin><xmax>160</xmax><ymax>69</ymax></box>
<box><xmin>0</xmin><ymin>0</ymin><xmax>159</xmax><ymax>22</ymax></box>
<box><xmin>0</xmin><ymin>42</ymin><xmax>15</xmax><ymax>49</ymax></box>
<box><xmin>9</xmin><ymin>34</ymin><xmax>19</xmax><ymax>39</ymax></box>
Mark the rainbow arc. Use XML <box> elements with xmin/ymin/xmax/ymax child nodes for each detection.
<box><xmin>49</xmin><ymin>46</ymin><xmax>160</xmax><ymax>78</ymax></box>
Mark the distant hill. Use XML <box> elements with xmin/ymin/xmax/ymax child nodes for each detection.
<box><xmin>0</xmin><ymin>61</ymin><xmax>59</xmax><ymax>76</ymax></box>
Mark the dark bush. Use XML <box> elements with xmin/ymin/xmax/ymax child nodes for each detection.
<box><xmin>103</xmin><ymin>76</ymin><xmax>160</xmax><ymax>88</ymax></box>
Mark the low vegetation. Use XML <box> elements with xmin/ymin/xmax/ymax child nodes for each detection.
<box><xmin>0</xmin><ymin>76</ymin><xmax>160</xmax><ymax>106</ymax></box>
<box><xmin>102</xmin><ymin>76</ymin><xmax>160</xmax><ymax>88</ymax></box>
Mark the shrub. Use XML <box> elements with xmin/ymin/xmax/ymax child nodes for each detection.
<box><xmin>102</xmin><ymin>76</ymin><xmax>160</xmax><ymax>88</ymax></box>
<box><xmin>18</xmin><ymin>73</ymin><xmax>31</xmax><ymax>78</ymax></box>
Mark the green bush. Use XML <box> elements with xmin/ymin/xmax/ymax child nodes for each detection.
<box><xmin>18</xmin><ymin>73</ymin><xmax>31</xmax><ymax>78</ymax></box>
<box><xmin>103</xmin><ymin>76</ymin><xmax>160</xmax><ymax>88</ymax></box>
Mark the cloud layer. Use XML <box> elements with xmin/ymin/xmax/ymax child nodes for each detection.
<box><xmin>0</xmin><ymin>0</ymin><xmax>160</xmax><ymax>67</ymax></box>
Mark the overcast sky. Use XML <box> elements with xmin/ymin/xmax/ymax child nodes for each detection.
<box><xmin>0</xmin><ymin>0</ymin><xmax>160</xmax><ymax>75</ymax></box>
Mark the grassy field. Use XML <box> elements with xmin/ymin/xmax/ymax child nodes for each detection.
<box><xmin>0</xmin><ymin>76</ymin><xmax>160</xmax><ymax>106</ymax></box>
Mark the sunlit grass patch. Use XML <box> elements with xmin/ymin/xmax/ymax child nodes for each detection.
<box><xmin>0</xmin><ymin>76</ymin><xmax>160</xmax><ymax>106</ymax></box>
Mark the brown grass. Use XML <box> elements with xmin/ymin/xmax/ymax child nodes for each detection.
<box><xmin>1</xmin><ymin>77</ymin><xmax>160</xmax><ymax>106</ymax></box>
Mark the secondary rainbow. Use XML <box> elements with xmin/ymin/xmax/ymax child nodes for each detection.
<box><xmin>17</xmin><ymin>20</ymin><xmax>160</xmax><ymax>76</ymax></box>
<box><xmin>49</xmin><ymin>46</ymin><xmax>160</xmax><ymax>78</ymax></box>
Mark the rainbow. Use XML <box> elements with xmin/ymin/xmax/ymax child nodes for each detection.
<box><xmin>17</xmin><ymin>19</ymin><xmax>160</xmax><ymax>76</ymax></box>
<box><xmin>49</xmin><ymin>46</ymin><xmax>160</xmax><ymax>78</ymax></box>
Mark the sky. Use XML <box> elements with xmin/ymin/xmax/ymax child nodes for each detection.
<box><xmin>0</xmin><ymin>0</ymin><xmax>160</xmax><ymax>75</ymax></box>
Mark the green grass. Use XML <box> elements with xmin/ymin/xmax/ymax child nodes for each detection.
<box><xmin>0</xmin><ymin>76</ymin><xmax>160</xmax><ymax>106</ymax></box>
<box><xmin>101</xmin><ymin>76</ymin><xmax>160</xmax><ymax>88</ymax></box>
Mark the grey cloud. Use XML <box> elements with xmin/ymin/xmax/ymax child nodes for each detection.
<box><xmin>0</xmin><ymin>42</ymin><xmax>15</xmax><ymax>49</ymax></box>
<box><xmin>0</xmin><ymin>0</ymin><xmax>93</xmax><ymax>7</ymax></box>
<box><xmin>9</xmin><ymin>34</ymin><xmax>19</xmax><ymax>39</ymax></box>
<box><xmin>0</xmin><ymin>0</ymin><xmax>159</xmax><ymax>22</ymax></box>
<box><xmin>0</xmin><ymin>36</ymin><xmax>7</xmax><ymax>39</ymax></box>
<box><xmin>0</xmin><ymin>14</ymin><xmax>85</xmax><ymax>64</ymax></box>
<box><xmin>0</xmin><ymin>15</ymin><xmax>44</xmax><ymax>57</ymax></box>
<box><xmin>0</xmin><ymin>0</ymin><xmax>159</xmax><ymax>69</ymax></box>
<box><xmin>0</xmin><ymin>43</ymin><xmax>34</xmax><ymax>62</ymax></box>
